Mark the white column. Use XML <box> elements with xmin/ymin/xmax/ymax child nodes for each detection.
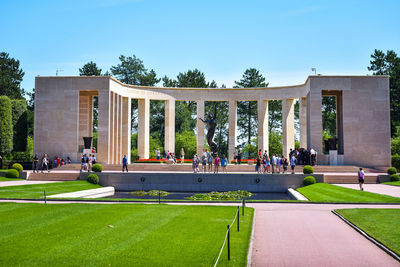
<box><xmin>109</xmin><ymin>92</ymin><xmax>114</xmax><ymax>164</ymax></box>
<box><xmin>97</xmin><ymin>91</ymin><xmax>110</xmax><ymax>163</ymax></box>
<box><xmin>282</xmin><ymin>98</ymin><xmax>295</xmax><ymax>158</ymax></box>
<box><xmin>119</xmin><ymin>95</ymin><xmax>123</xmax><ymax>164</ymax></box>
<box><xmin>228</xmin><ymin>100</ymin><xmax>237</xmax><ymax>162</ymax></box>
<box><xmin>299</xmin><ymin>97</ymin><xmax>307</xmax><ymax>149</ymax></box>
<box><xmin>164</xmin><ymin>99</ymin><xmax>175</xmax><ymax>154</ymax></box>
<box><xmin>114</xmin><ymin>93</ymin><xmax>119</xmax><ymax>164</ymax></box>
<box><xmin>138</xmin><ymin>98</ymin><xmax>150</xmax><ymax>159</ymax></box>
<box><xmin>122</xmin><ymin>97</ymin><xmax>131</xmax><ymax>164</ymax></box>
<box><xmin>257</xmin><ymin>99</ymin><xmax>269</xmax><ymax>155</ymax></box>
<box><xmin>196</xmin><ymin>100</ymin><xmax>205</xmax><ymax>156</ymax></box>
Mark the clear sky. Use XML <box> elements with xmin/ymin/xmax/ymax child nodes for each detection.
<box><xmin>1</xmin><ymin>0</ymin><xmax>399</xmax><ymax>93</ymax></box>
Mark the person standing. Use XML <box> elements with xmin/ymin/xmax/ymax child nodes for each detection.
<box><xmin>233</xmin><ymin>148</ymin><xmax>238</xmax><ymax>165</ymax></box>
<box><xmin>156</xmin><ymin>149</ymin><xmax>161</xmax><ymax>160</ymax></box>
<box><xmin>271</xmin><ymin>154</ymin><xmax>276</xmax><ymax>173</ymax></box>
<box><xmin>207</xmin><ymin>153</ymin><xmax>213</xmax><ymax>173</ymax></box>
<box><xmin>201</xmin><ymin>155</ymin><xmax>207</xmax><ymax>173</ymax></box>
<box><xmin>358</xmin><ymin>167</ymin><xmax>365</xmax><ymax>190</ymax></box>
<box><xmin>180</xmin><ymin>148</ymin><xmax>185</xmax><ymax>164</ymax></box>
<box><xmin>122</xmin><ymin>155</ymin><xmax>128</xmax><ymax>172</ymax></box>
<box><xmin>192</xmin><ymin>155</ymin><xmax>198</xmax><ymax>173</ymax></box>
<box><xmin>32</xmin><ymin>154</ymin><xmax>39</xmax><ymax>173</ymax></box>
<box><xmin>221</xmin><ymin>155</ymin><xmax>228</xmax><ymax>173</ymax></box>
<box><xmin>237</xmin><ymin>149</ymin><xmax>242</xmax><ymax>165</ymax></box>
<box><xmin>41</xmin><ymin>154</ymin><xmax>49</xmax><ymax>173</ymax></box>
<box><xmin>214</xmin><ymin>154</ymin><xmax>220</xmax><ymax>174</ymax></box>
<box><xmin>290</xmin><ymin>154</ymin><xmax>296</xmax><ymax>174</ymax></box>
<box><xmin>256</xmin><ymin>156</ymin><xmax>262</xmax><ymax>174</ymax></box>
<box><xmin>282</xmin><ymin>156</ymin><xmax>288</xmax><ymax>174</ymax></box>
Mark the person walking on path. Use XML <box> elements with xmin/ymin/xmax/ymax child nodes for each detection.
<box><xmin>290</xmin><ymin>154</ymin><xmax>296</xmax><ymax>174</ymax></box>
<box><xmin>32</xmin><ymin>154</ymin><xmax>39</xmax><ymax>173</ymax></box>
<box><xmin>41</xmin><ymin>154</ymin><xmax>49</xmax><ymax>173</ymax></box>
<box><xmin>358</xmin><ymin>167</ymin><xmax>365</xmax><ymax>190</ymax></box>
<box><xmin>122</xmin><ymin>155</ymin><xmax>128</xmax><ymax>172</ymax></box>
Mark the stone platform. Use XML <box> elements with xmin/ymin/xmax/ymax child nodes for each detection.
<box><xmin>79</xmin><ymin>172</ymin><xmax>324</xmax><ymax>193</ymax></box>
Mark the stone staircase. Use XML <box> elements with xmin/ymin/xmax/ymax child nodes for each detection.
<box><xmin>28</xmin><ymin>172</ymin><xmax>80</xmax><ymax>181</ymax></box>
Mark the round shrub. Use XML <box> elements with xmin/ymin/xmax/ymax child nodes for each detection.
<box><xmin>387</xmin><ymin>167</ymin><xmax>397</xmax><ymax>175</ymax></box>
<box><xmin>11</xmin><ymin>163</ymin><xmax>23</xmax><ymax>172</ymax></box>
<box><xmin>303</xmin><ymin>176</ymin><xmax>316</xmax><ymax>186</ymax></box>
<box><xmin>87</xmin><ymin>174</ymin><xmax>99</xmax><ymax>184</ymax></box>
<box><xmin>5</xmin><ymin>169</ymin><xmax>19</xmax><ymax>178</ymax></box>
<box><xmin>91</xmin><ymin>164</ymin><xmax>103</xmax><ymax>172</ymax></box>
<box><xmin>303</xmin><ymin>165</ymin><xmax>314</xmax><ymax>174</ymax></box>
<box><xmin>390</xmin><ymin>174</ymin><xmax>400</xmax><ymax>182</ymax></box>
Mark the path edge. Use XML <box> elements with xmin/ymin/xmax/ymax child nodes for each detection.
<box><xmin>331</xmin><ymin>210</ymin><xmax>400</xmax><ymax>262</ymax></box>
<box><xmin>246</xmin><ymin>209</ymin><xmax>256</xmax><ymax>267</ymax></box>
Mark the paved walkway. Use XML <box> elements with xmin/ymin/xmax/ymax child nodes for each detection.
<box><xmin>0</xmin><ymin>180</ymin><xmax>60</xmax><ymax>187</ymax></box>
<box><xmin>249</xmin><ymin>203</ymin><xmax>400</xmax><ymax>267</ymax></box>
<box><xmin>0</xmin><ymin>200</ymin><xmax>398</xmax><ymax>266</ymax></box>
<box><xmin>334</xmin><ymin>184</ymin><xmax>400</xmax><ymax>198</ymax></box>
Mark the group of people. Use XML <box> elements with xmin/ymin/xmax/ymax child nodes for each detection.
<box><xmin>80</xmin><ymin>153</ymin><xmax>97</xmax><ymax>172</ymax></box>
<box><xmin>192</xmin><ymin>149</ymin><xmax>228</xmax><ymax>174</ymax></box>
<box><xmin>155</xmin><ymin>148</ymin><xmax>186</xmax><ymax>164</ymax></box>
<box><xmin>254</xmin><ymin>149</ymin><xmax>297</xmax><ymax>174</ymax></box>
<box><xmin>32</xmin><ymin>154</ymin><xmax>72</xmax><ymax>173</ymax></box>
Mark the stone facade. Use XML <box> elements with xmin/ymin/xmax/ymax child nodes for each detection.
<box><xmin>34</xmin><ymin>75</ymin><xmax>391</xmax><ymax>168</ymax></box>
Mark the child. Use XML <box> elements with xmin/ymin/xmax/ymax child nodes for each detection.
<box><xmin>214</xmin><ymin>154</ymin><xmax>220</xmax><ymax>174</ymax></box>
<box><xmin>221</xmin><ymin>155</ymin><xmax>228</xmax><ymax>173</ymax></box>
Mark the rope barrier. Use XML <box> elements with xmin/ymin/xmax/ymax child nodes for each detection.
<box><xmin>213</xmin><ymin>206</ymin><xmax>240</xmax><ymax>267</ymax></box>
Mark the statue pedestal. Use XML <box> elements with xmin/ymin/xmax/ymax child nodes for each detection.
<box><xmin>329</xmin><ymin>150</ymin><xmax>338</xmax><ymax>166</ymax></box>
<box><xmin>83</xmin><ymin>149</ymin><xmax>92</xmax><ymax>155</ymax></box>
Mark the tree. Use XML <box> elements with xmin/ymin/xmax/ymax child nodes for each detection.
<box><xmin>368</xmin><ymin>49</ymin><xmax>400</xmax><ymax>136</ymax></box>
<box><xmin>0</xmin><ymin>96</ymin><xmax>13</xmax><ymax>155</ymax></box>
<box><xmin>11</xmin><ymin>99</ymin><xmax>27</xmax><ymax>151</ymax></box>
<box><xmin>79</xmin><ymin>61</ymin><xmax>102</xmax><ymax>76</ymax></box>
<box><xmin>322</xmin><ymin>96</ymin><xmax>336</xmax><ymax>138</ymax></box>
<box><xmin>234</xmin><ymin>68</ymin><xmax>268</xmax><ymax>149</ymax></box>
<box><xmin>110</xmin><ymin>55</ymin><xmax>160</xmax><ymax>86</ymax></box>
<box><xmin>175</xmin><ymin>131</ymin><xmax>197</xmax><ymax>159</ymax></box>
<box><xmin>0</xmin><ymin>52</ymin><xmax>25</xmax><ymax>99</ymax></box>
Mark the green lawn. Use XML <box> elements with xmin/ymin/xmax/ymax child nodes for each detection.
<box><xmin>0</xmin><ymin>177</ymin><xmax>24</xmax><ymax>181</ymax></box>
<box><xmin>383</xmin><ymin>181</ymin><xmax>400</xmax><ymax>186</ymax></box>
<box><xmin>297</xmin><ymin>183</ymin><xmax>400</xmax><ymax>203</ymax></box>
<box><xmin>0</xmin><ymin>203</ymin><xmax>253</xmax><ymax>266</ymax></box>
<box><xmin>0</xmin><ymin>181</ymin><xmax>101</xmax><ymax>199</ymax></box>
<box><xmin>336</xmin><ymin>209</ymin><xmax>400</xmax><ymax>255</ymax></box>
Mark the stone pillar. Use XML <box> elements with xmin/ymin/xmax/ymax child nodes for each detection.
<box><xmin>164</xmin><ymin>99</ymin><xmax>175</xmax><ymax>155</ymax></box>
<box><xmin>257</xmin><ymin>99</ymin><xmax>269</xmax><ymax>156</ymax></box>
<box><xmin>299</xmin><ymin>97</ymin><xmax>307</xmax><ymax>149</ymax></box>
<box><xmin>97</xmin><ymin>90</ymin><xmax>110</xmax><ymax>163</ymax></box>
<box><xmin>196</xmin><ymin>100</ymin><xmax>205</xmax><ymax>156</ymax></box>
<box><xmin>307</xmin><ymin>90</ymin><xmax>323</xmax><ymax>155</ymax></box>
<box><xmin>113</xmin><ymin>93</ymin><xmax>119</xmax><ymax>164</ymax></box>
<box><xmin>78</xmin><ymin>93</ymin><xmax>92</xmax><ymax>147</ymax></box>
<box><xmin>228</xmin><ymin>100</ymin><xmax>237</xmax><ymax>162</ymax></box>
<box><xmin>122</xmin><ymin>97</ymin><xmax>131</xmax><ymax>164</ymax></box>
<box><xmin>138</xmin><ymin>98</ymin><xmax>150</xmax><ymax>159</ymax></box>
<box><xmin>282</xmin><ymin>98</ymin><xmax>295</xmax><ymax>158</ymax></box>
<box><xmin>109</xmin><ymin>92</ymin><xmax>115</xmax><ymax>164</ymax></box>
<box><xmin>119</xmin><ymin>95</ymin><xmax>123</xmax><ymax>163</ymax></box>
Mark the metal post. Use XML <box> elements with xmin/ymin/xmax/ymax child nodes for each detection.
<box><xmin>237</xmin><ymin>206</ymin><xmax>240</xmax><ymax>232</ymax></box>
<box><xmin>227</xmin><ymin>225</ymin><xmax>230</xmax><ymax>260</ymax></box>
<box><xmin>44</xmin><ymin>190</ymin><xmax>47</xmax><ymax>204</ymax></box>
<box><xmin>158</xmin><ymin>190</ymin><xmax>160</xmax><ymax>204</ymax></box>
<box><xmin>242</xmin><ymin>198</ymin><xmax>245</xmax><ymax>216</ymax></box>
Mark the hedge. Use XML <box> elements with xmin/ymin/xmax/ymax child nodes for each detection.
<box><xmin>387</xmin><ymin>167</ymin><xmax>397</xmax><ymax>175</ymax></box>
<box><xmin>303</xmin><ymin>176</ymin><xmax>316</xmax><ymax>186</ymax></box>
<box><xmin>392</xmin><ymin>155</ymin><xmax>400</xmax><ymax>172</ymax></box>
<box><xmin>303</xmin><ymin>165</ymin><xmax>314</xmax><ymax>174</ymax></box>
<box><xmin>0</xmin><ymin>96</ymin><xmax>13</xmax><ymax>155</ymax></box>
<box><xmin>390</xmin><ymin>174</ymin><xmax>400</xmax><ymax>182</ymax></box>
<box><xmin>5</xmin><ymin>169</ymin><xmax>19</xmax><ymax>178</ymax></box>
<box><xmin>11</xmin><ymin>99</ymin><xmax>27</xmax><ymax>151</ymax></box>
<box><xmin>92</xmin><ymin>164</ymin><xmax>103</xmax><ymax>172</ymax></box>
<box><xmin>87</xmin><ymin>173</ymin><xmax>99</xmax><ymax>184</ymax></box>
<box><xmin>11</xmin><ymin>163</ymin><xmax>23</xmax><ymax>172</ymax></box>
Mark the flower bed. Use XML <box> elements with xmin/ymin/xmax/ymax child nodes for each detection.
<box><xmin>134</xmin><ymin>159</ymin><xmax>193</xmax><ymax>163</ymax></box>
<box><xmin>230</xmin><ymin>159</ymin><xmax>256</xmax><ymax>164</ymax></box>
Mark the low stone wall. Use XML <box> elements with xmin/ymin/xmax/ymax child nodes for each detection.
<box><xmin>80</xmin><ymin>172</ymin><xmax>324</xmax><ymax>193</ymax></box>
<box><xmin>0</xmin><ymin>171</ymin><xmax>27</xmax><ymax>179</ymax></box>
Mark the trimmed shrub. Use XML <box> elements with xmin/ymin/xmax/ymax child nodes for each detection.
<box><xmin>392</xmin><ymin>155</ymin><xmax>400</xmax><ymax>172</ymax></box>
<box><xmin>303</xmin><ymin>176</ymin><xmax>316</xmax><ymax>186</ymax></box>
<box><xmin>92</xmin><ymin>164</ymin><xmax>103</xmax><ymax>172</ymax></box>
<box><xmin>387</xmin><ymin>167</ymin><xmax>397</xmax><ymax>175</ymax></box>
<box><xmin>11</xmin><ymin>99</ymin><xmax>27</xmax><ymax>151</ymax></box>
<box><xmin>5</xmin><ymin>169</ymin><xmax>19</xmax><ymax>178</ymax></box>
<box><xmin>0</xmin><ymin>96</ymin><xmax>13</xmax><ymax>155</ymax></box>
<box><xmin>11</xmin><ymin>163</ymin><xmax>23</xmax><ymax>172</ymax></box>
<box><xmin>390</xmin><ymin>174</ymin><xmax>400</xmax><ymax>182</ymax></box>
<box><xmin>87</xmin><ymin>173</ymin><xmax>99</xmax><ymax>184</ymax></box>
<box><xmin>303</xmin><ymin>165</ymin><xmax>314</xmax><ymax>174</ymax></box>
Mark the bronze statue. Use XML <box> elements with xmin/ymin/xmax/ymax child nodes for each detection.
<box><xmin>200</xmin><ymin>104</ymin><xmax>218</xmax><ymax>155</ymax></box>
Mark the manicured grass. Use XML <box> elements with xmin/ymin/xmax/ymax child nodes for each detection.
<box><xmin>0</xmin><ymin>177</ymin><xmax>24</xmax><ymax>181</ymax></box>
<box><xmin>0</xmin><ymin>203</ymin><xmax>253</xmax><ymax>266</ymax></box>
<box><xmin>0</xmin><ymin>181</ymin><xmax>101</xmax><ymax>199</ymax></box>
<box><xmin>383</xmin><ymin>181</ymin><xmax>400</xmax><ymax>186</ymax></box>
<box><xmin>297</xmin><ymin>183</ymin><xmax>400</xmax><ymax>203</ymax></box>
<box><xmin>336</xmin><ymin>209</ymin><xmax>400</xmax><ymax>256</ymax></box>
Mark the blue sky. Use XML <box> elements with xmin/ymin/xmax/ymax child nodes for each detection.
<box><xmin>1</xmin><ymin>0</ymin><xmax>399</xmax><ymax>92</ymax></box>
